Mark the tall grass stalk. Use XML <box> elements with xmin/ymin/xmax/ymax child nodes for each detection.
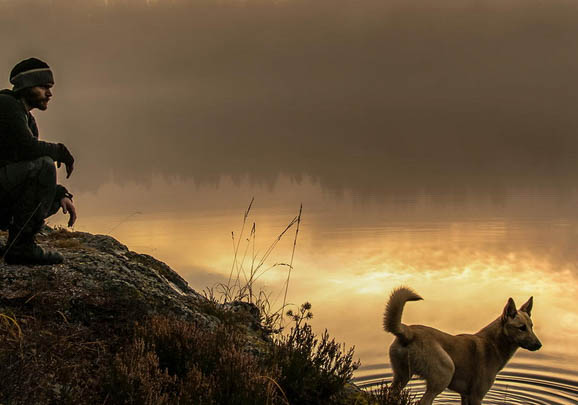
<box><xmin>253</xmin><ymin>375</ymin><xmax>291</xmax><ymax>405</ymax></box>
<box><xmin>209</xmin><ymin>199</ymin><xmax>303</xmax><ymax>332</ymax></box>
<box><xmin>227</xmin><ymin>197</ymin><xmax>254</xmax><ymax>288</ymax></box>
<box><xmin>0</xmin><ymin>313</ymin><xmax>22</xmax><ymax>340</ymax></box>
<box><xmin>282</xmin><ymin>203</ymin><xmax>302</xmax><ymax>318</ymax></box>
<box><xmin>107</xmin><ymin>211</ymin><xmax>142</xmax><ymax>235</ymax></box>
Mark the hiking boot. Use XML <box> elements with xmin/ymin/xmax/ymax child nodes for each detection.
<box><xmin>3</xmin><ymin>242</ymin><xmax>63</xmax><ymax>265</ymax></box>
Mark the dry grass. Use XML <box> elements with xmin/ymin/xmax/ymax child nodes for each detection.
<box><xmin>362</xmin><ymin>381</ymin><xmax>417</xmax><ymax>405</ymax></box>
<box><xmin>42</xmin><ymin>227</ymin><xmax>85</xmax><ymax>249</ymax></box>
<box><xmin>204</xmin><ymin>199</ymin><xmax>303</xmax><ymax>334</ymax></box>
<box><xmin>50</xmin><ymin>238</ymin><xmax>83</xmax><ymax>249</ymax></box>
<box><xmin>44</xmin><ymin>227</ymin><xmax>77</xmax><ymax>240</ymax></box>
<box><xmin>0</xmin><ymin>311</ymin><xmax>107</xmax><ymax>405</ymax></box>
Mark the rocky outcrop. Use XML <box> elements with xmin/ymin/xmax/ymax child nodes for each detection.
<box><xmin>0</xmin><ymin>228</ymin><xmax>251</xmax><ymax>330</ymax></box>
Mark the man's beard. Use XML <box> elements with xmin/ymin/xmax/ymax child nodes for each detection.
<box><xmin>28</xmin><ymin>96</ymin><xmax>49</xmax><ymax>110</ymax></box>
<box><xmin>22</xmin><ymin>89</ymin><xmax>50</xmax><ymax>111</ymax></box>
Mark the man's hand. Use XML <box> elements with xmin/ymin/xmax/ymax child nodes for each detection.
<box><xmin>60</xmin><ymin>197</ymin><xmax>77</xmax><ymax>227</ymax></box>
<box><xmin>57</xmin><ymin>143</ymin><xmax>75</xmax><ymax>178</ymax></box>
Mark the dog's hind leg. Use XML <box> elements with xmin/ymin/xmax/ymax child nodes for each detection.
<box><xmin>461</xmin><ymin>395</ymin><xmax>481</xmax><ymax>405</ymax></box>
<box><xmin>417</xmin><ymin>347</ymin><xmax>454</xmax><ymax>405</ymax></box>
<box><xmin>391</xmin><ymin>372</ymin><xmax>411</xmax><ymax>397</ymax></box>
<box><xmin>419</xmin><ymin>377</ymin><xmax>453</xmax><ymax>405</ymax></box>
<box><xmin>389</xmin><ymin>343</ymin><xmax>411</xmax><ymax>394</ymax></box>
<box><xmin>391</xmin><ymin>373</ymin><xmax>411</xmax><ymax>393</ymax></box>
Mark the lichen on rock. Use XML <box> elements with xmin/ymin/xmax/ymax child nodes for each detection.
<box><xmin>0</xmin><ymin>228</ymin><xmax>215</xmax><ymax>324</ymax></box>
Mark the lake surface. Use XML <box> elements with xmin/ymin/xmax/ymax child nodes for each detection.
<box><xmin>355</xmin><ymin>351</ymin><xmax>578</xmax><ymax>404</ymax></box>
<box><xmin>49</xmin><ymin>175</ymin><xmax>578</xmax><ymax>403</ymax></box>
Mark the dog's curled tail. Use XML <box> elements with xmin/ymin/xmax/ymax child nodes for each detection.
<box><xmin>383</xmin><ymin>286</ymin><xmax>423</xmax><ymax>345</ymax></box>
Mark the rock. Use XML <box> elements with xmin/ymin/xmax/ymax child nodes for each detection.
<box><xmin>0</xmin><ymin>228</ymin><xmax>259</xmax><ymax>333</ymax></box>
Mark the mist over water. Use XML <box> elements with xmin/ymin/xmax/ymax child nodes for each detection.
<box><xmin>2</xmin><ymin>0</ymin><xmax>578</xmax><ymax>198</ymax></box>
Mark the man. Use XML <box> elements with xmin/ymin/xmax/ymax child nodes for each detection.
<box><xmin>0</xmin><ymin>57</ymin><xmax>76</xmax><ymax>265</ymax></box>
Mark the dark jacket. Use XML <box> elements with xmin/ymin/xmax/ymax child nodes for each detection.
<box><xmin>0</xmin><ymin>89</ymin><xmax>70</xmax><ymax>204</ymax></box>
<box><xmin>0</xmin><ymin>89</ymin><xmax>64</xmax><ymax>167</ymax></box>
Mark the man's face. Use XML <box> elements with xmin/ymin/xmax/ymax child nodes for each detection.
<box><xmin>24</xmin><ymin>85</ymin><xmax>53</xmax><ymax>111</ymax></box>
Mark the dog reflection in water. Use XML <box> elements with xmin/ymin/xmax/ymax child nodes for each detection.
<box><xmin>383</xmin><ymin>287</ymin><xmax>541</xmax><ymax>405</ymax></box>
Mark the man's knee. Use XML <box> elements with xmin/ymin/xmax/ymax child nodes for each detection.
<box><xmin>33</xmin><ymin>156</ymin><xmax>56</xmax><ymax>185</ymax></box>
<box><xmin>0</xmin><ymin>157</ymin><xmax>55</xmax><ymax>192</ymax></box>
<box><xmin>36</xmin><ymin>156</ymin><xmax>55</xmax><ymax>170</ymax></box>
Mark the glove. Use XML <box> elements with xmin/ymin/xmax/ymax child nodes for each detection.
<box><xmin>57</xmin><ymin>143</ymin><xmax>75</xmax><ymax>178</ymax></box>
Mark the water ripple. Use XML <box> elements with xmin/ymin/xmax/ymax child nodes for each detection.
<box><xmin>354</xmin><ymin>358</ymin><xmax>578</xmax><ymax>404</ymax></box>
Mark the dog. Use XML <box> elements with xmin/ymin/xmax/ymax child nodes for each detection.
<box><xmin>383</xmin><ymin>287</ymin><xmax>542</xmax><ymax>405</ymax></box>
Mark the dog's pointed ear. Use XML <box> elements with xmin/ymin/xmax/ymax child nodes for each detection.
<box><xmin>520</xmin><ymin>296</ymin><xmax>533</xmax><ymax>316</ymax></box>
<box><xmin>502</xmin><ymin>298</ymin><xmax>517</xmax><ymax>322</ymax></box>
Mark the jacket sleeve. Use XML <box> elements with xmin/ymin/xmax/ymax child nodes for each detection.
<box><xmin>0</xmin><ymin>97</ymin><xmax>63</xmax><ymax>163</ymax></box>
<box><xmin>47</xmin><ymin>184</ymin><xmax>73</xmax><ymax>217</ymax></box>
<box><xmin>54</xmin><ymin>184</ymin><xmax>72</xmax><ymax>202</ymax></box>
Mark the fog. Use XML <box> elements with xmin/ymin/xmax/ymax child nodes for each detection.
<box><xmin>2</xmin><ymin>0</ymin><xmax>578</xmax><ymax>198</ymax></box>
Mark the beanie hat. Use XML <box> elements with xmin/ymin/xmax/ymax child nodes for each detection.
<box><xmin>10</xmin><ymin>58</ymin><xmax>54</xmax><ymax>92</ymax></box>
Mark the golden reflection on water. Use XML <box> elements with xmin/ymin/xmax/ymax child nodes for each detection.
<box><xmin>51</xmin><ymin>177</ymin><xmax>578</xmax><ymax>369</ymax></box>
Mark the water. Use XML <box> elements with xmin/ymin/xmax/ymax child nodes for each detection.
<box><xmin>49</xmin><ymin>176</ymin><xmax>578</xmax><ymax>403</ymax></box>
<box><xmin>355</xmin><ymin>353</ymin><xmax>578</xmax><ymax>404</ymax></box>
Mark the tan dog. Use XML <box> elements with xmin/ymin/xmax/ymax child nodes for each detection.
<box><xmin>383</xmin><ymin>287</ymin><xmax>542</xmax><ymax>405</ymax></box>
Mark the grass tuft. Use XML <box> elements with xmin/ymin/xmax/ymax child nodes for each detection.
<box><xmin>363</xmin><ymin>381</ymin><xmax>417</xmax><ymax>405</ymax></box>
<box><xmin>204</xmin><ymin>199</ymin><xmax>303</xmax><ymax>333</ymax></box>
<box><xmin>42</xmin><ymin>227</ymin><xmax>85</xmax><ymax>249</ymax></box>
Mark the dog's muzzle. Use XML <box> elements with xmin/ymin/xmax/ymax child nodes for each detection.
<box><xmin>527</xmin><ymin>340</ymin><xmax>542</xmax><ymax>351</ymax></box>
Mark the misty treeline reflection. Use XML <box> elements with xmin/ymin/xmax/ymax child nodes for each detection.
<box><xmin>2</xmin><ymin>0</ymin><xmax>578</xmax><ymax>198</ymax></box>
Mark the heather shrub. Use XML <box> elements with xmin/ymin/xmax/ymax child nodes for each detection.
<box><xmin>270</xmin><ymin>303</ymin><xmax>360</xmax><ymax>405</ymax></box>
<box><xmin>0</xmin><ymin>312</ymin><xmax>105</xmax><ymax>405</ymax></box>
<box><xmin>106</xmin><ymin>316</ymin><xmax>284</xmax><ymax>405</ymax></box>
<box><xmin>0</xmin><ymin>304</ymin><xmax>362</xmax><ymax>405</ymax></box>
<box><xmin>106</xmin><ymin>307</ymin><xmax>361</xmax><ymax>405</ymax></box>
<box><xmin>108</xmin><ymin>338</ymin><xmax>177</xmax><ymax>405</ymax></box>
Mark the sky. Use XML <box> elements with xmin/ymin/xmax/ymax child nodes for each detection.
<box><xmin>1</xmin><ymin>0</ymin><xmax>578</xmax><ymax>199</ymax></box>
